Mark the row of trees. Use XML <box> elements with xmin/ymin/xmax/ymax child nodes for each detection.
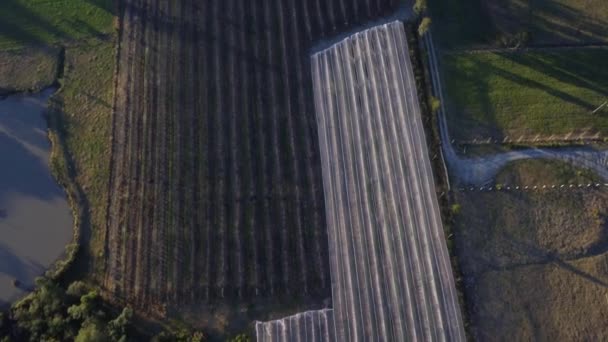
<box><xmin>414</xmin><ymin>0</ymin><xmax>432</xmax><ymax>36</ymax></box>
<box><xmin>0</xmin><ymin>278</ymin><xmax>206</xmax><ymax>342</ymax></box>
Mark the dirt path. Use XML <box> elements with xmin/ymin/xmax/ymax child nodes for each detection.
<box><xmin>425</xmin><ymin>32</ymin><xmax>608</xmax><ymax>186</ymax></box>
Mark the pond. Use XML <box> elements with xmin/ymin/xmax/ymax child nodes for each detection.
<box><xmin>0</xmin><ymin>88</ymin><xmax>72</xmax><ymax>307</ymax></box>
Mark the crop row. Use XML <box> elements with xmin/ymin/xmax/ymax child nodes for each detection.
<box><xmin>105</xmin><ymin>0</ymin><xmax>401</xmax><ymax>309</ymax></box>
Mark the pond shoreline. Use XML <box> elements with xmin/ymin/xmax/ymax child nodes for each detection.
<box><xmin>0</xmin><ymin>87</ymin><xmax>74</xmax><ymax>308</ymax></box>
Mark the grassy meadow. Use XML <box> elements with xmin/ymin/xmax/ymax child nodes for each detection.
<box><xmin>0</xmin><ymin>0</ymin><xmax>114</xmax><ymax>50</ymax></box>
<box><xmin>430</xmin><ymin>0</ymin><xmax>608</xmax><ymax>48</ymax></box>
<box><xmin>443</xmin><ymin>48</ymin><xmax>608</xmax><ymax>141</ymax></box>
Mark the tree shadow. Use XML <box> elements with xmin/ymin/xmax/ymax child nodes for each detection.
<box><xmin>487</xmin><ymin>0</ymin><xmax>608</xmax><ymax>46</ymax></box>
<box><xmin>498</xmin><ymin>231</ymin><xmax>608</xmax><ymax>288</ymax></box>
<box><xmin>481</xmin><ymin>56</ymin><xmax>599</xmax><ymax>110</ymax></box>
<box><xmin>86</xmin><ymin>0</ymin><xmax>116</xmax><ymax>15</ymax></box>
<box><xmin>502</xmin><ymin>50</ymin><xmax>608</xmax><ymax>97</ymax></box>
<box><xmin>433</xmin><ymin>0</ymin><xmax>608</xmax><ymax>47</ymax></box>
<box><xmin>0</xmin><ymin>242</ymin><xmax>44</xmax><ymax>287</ymax></box>
<box><xmin>443</xmin><ymin>54</ymin><xmax>504</xmax><ymax>140</ymax></box>
<box><xmin>444</xmin><ymin>49</ymin><xmax>607</xmax><ymax>140</ymax></box>
<box><xmin>0</xmin><ymin>0</ymin><xmax>69</xmax><ymax>47</ymax></box>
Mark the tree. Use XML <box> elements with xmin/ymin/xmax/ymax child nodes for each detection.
<box><xmin>67</xmin><ymin>291</ymin><xmax>99</xmax><ymax>321</ymax></box>
<box><xmin>418</xmin><ymin>17</ymin><xmax>432</xmax><ymax>36</ymax></box>
<box><xmin>430</xmin><ymin>96</ymin><xmax>441</xmax><ymax>113</ymax></box>
<box><xmin>75</xmin><ymin>320</ymin><xmax>108</xmax><ymax>342</ymax></box>
<box><xmin>413</xmin><ymin>0</ymin><xmax>427</xmax><ymax>15</ymax></box>
<box><xmin>228</xmin><ymin>334</ymin><xmax>251</xmax><ymax>342</ymax></box>
<box><xmin>66</xmin><ymin>281</ymin><xmax>89</xmax><ymax>299</ymax></box>
<box><xmin>107</xmin><ymin>307</ymin><xmax>133</xmax><ymax>341</ymax></box>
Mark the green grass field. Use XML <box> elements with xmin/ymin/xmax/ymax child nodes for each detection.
<box><xmin>0</xmin><ymin>0</ymin><xmax>114</xmax><ymax>50</ymax></box>
<box><xmin>430</xmin><ymin>0</ymin><xmax>608</xmax><ymax>48</ymax></box>
<box><xmin>443</xmin><ymin>48</ymin><xmax>608</xmax><ymax>141</ymax></box>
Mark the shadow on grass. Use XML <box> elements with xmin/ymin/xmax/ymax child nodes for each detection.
<box><xmin>432</xmin><ymin>0</ymin><xmax>608</xmax><ymax>47</ymax></box>
<box><xmin>0</xmin><ymin>0</ymin><xmax>114</xmax><ymax>49</ymax></box>
<box><xmin>444</xmin><ymin>48</ymin><xmax>608</xmax><ymax>139</ymax></box>
<box><xmin>86</xmin><ymin>0</ymin><xmax>116</xmax><ymax>15</ymax></box>
<box><xmin>0</xmin><ymin>0</ymin><xmax>68</xmax><ymax>47</ymax></box>
<box><xmin>443</xmin><ymin>56</ymin><xmax>507</xmax><ymax>141</ymax></box>
<box><xmin>489</xmin><ymin>0</ymin><xmax>608</xmax><ymax>46</ymax></box>
<box><xmin>499</xmin><ymin>230</ymin><xmax>608</xmax><ymax>288</ymax></box>
<box><xmin>502</xmin><ymin>50</ymin><xmax>608</xmax><ymax>97</ymax></box>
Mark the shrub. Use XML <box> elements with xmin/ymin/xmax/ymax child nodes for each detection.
<box><xmin>450</xmin><ymin>203</ymin><xmax>462</xmax><ymax>216</ymax></box>
<box><xmin>430</xmin><ymin>96</ymin><xmax>441</xmax><ymax>113</ymax></box>
<box><xmin>418</xmin><ymin>17</ymin><xmax>432</xmax><ymax>36</ymax></box>
<box><xmin>413</xmin><ymin>0</ymin><xmax>427</xmax><ymax>15</ymax></box>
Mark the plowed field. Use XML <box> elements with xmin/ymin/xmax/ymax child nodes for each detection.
<box><xmin>105</xmin><ymin>0</ymin><xmax>401</xmax><ymax>311</ymax></box>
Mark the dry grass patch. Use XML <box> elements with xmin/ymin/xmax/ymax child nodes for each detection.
<box><xmin>454</xmin><ymin>160</ymin><xmax>608</xmax><ymax>339</ymax></box>
<box><xmin>472</xmin><ymin>256</ymin><xmax>608</xmax><ymax>341</ymax></box>
<box><xmin>0</xmin><ymin>47</ymin><xmax>58</xmax><ymax>94</ymax></box>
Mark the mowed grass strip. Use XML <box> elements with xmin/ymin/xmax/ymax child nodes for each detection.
<box><xmin>0</xmin><ymin>0</ymin><xmax>114</xmax><ymax>50</ymax></box>
<box><xmin>443</xmin><ymin>48</ymin><xmax>608</xmax><ymax>141</ymax></box>
<box><xmin>430</xmin><ymin>0</ymin><xmax>608</xmax><ymax>48</ymax></box>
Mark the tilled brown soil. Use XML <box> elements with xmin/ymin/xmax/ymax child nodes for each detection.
<box><xmin>105</xmin><ymin>0</ymin><xmax>401</xmax><ymax>314</ymax></box>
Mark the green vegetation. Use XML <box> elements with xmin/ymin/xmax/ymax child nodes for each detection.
<box><xmin>427</xmin><ymin>0</ymin><xmax>494</xmax><ymax>48</ymax></box>
<box><xmin>429</xmin><ymin>0</ymin><xmax>608</xmax><ymax>48</ymax></box>
<box><xmin>48</xmin><ymin>40</ymin><xmax>115</xmax><ymax>277</ymax></box>
<box><xmin>0</xmin><ymin>47</ymin><xmax>59</xmax><ymax>93</ymax></box>
<box><xmin>418</xmin><ymin>17</ymin><xmax>432</xmax><ymax>36</ymax></box>
<box><xmin>2</xmin><ymin>279</ymin><xmax>132</xmax><ymax>341</ymax></box>
<box><xmin>1</xmin><ymin>279</ymin><xmax>206</xmax><ymax>341</ymax></box>
<box><xmin>0</xmin><ymin>0</ymin><xmax>114</xmax><ymax>50</ymax></box>
<box><xmin>443</xmin><ymin>48</ymin><xmax>608</xmax><ymax>140</ymax></box>
<box><xmin>413</xmin><ymin>0</ymin><xmax>427</xmax><ymax>15</ymax></box>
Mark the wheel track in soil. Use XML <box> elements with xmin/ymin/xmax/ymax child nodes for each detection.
<box><xmin>240</xmin><ymin>0</ymin><xmax>259</xmax><ymax>297</ymax></box>
<box><xmin>189</xmin><ymin>0</ymin><xmax>202</xmax><ymax>302</ymax></box>
<box><xmin>124</xmin><ymin>0</ymin><xmax>142</xmax><ymax>299</ymax></box>
<box><xmin>105</xmin><ymin>0</ymin><xmax>134</xmax><ymax>296</ymax></box>
<box><xmin>133</xmin><ymin>0</ymin><xmax>155</xmax><ymax>305</ymax></box>
<box><xmin>123</xmin><ymin>0</ymin><xmax>145</xmax><ymax>299</ymax></box>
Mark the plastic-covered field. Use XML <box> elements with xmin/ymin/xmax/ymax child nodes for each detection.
<box><xmin>310</xmin><ymin>21</ymin><xmax>465</xmax><ymax>341</ymax></box>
